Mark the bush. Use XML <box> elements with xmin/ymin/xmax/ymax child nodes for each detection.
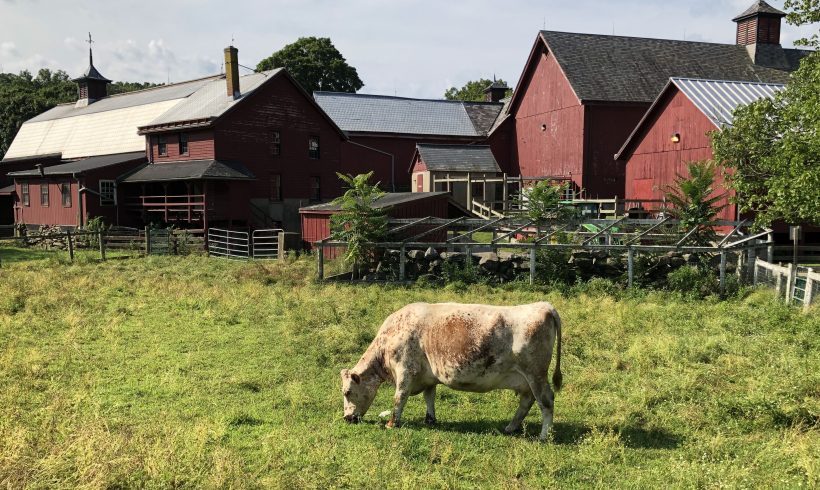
<box><xmin>666</xmin><ymin>265</ymin><xmax>740</xmax><ymax>298</ymax></box>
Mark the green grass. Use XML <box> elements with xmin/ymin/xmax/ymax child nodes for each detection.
<box><xmin>0</xmin><ymin>249</ymin><xmax>818</xmax><ymax>488</ymax></box>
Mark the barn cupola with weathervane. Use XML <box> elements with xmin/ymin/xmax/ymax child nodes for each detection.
<box><xmin>73</xmin><ymin>33</ymin><xmax>111</xmax><ymax>108</ymax></box>
<box><xmin>733</xmin><ymin>1</ymin><xmax>791</xmax><ymax>69</ymax></box>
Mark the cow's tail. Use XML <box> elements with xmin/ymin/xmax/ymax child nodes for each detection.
<box><xmin>551</xmin><ymin>308</ymin><xmax>563</xmax><ymax>391</ymax></box>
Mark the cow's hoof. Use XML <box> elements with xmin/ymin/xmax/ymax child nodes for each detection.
<box><xmin>503</xmin><ymin>425</ymin><xmax>520</xmax><ymax>435</ymax></box>
<box><xmin>424</xmin><ymin>414</ymin><xmax>437</xmax><ymax>425</ymax></box>
<box><xmin>386</xmin><ymin>419</ymin><xmax>400</xmax><ymax>429</ymax></box>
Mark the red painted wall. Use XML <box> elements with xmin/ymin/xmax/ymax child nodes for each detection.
<box><xmin>622</xmin><ymin>89</ymin><xmax>735</xmax><ymax>221</ymax></box>
<box><xmin>14</xmin><ymin>179</ymin><xmax>79</xmax><ymax>226</ymax></box>
<box><xmin>513</xmin><ymin>48</ymin><xmax>585</xmax><ymax>189</ymax></box>
<box><xmin>149</xmin><ymin>130</ymin><xmax>215</xmax><ymax>162</ymax></box>
<box><xmin>583</xmin><ymin>103</ymin><xmax>648</xmax><ymax>198</ymax></box>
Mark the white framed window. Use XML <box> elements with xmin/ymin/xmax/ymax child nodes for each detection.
<box><xmin>99</xmin><ymin>180</ymin><xmax>116</xmax><ymax>206</ymax></box>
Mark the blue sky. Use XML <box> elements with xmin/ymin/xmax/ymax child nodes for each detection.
<box><xmin>0</xmin><ymin>0</ymin><xmax>815</xmax><ymax>98</ymax></box>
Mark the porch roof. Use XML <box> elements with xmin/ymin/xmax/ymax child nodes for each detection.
<box><xmin>7</xmin><ymin>151</ymin><xmax>146</xmax><ymax>177</ymax></box>
<box><xmin>120</xmin><ymin>159</ymin><xmax>255</xmax><ymax>183</ymax></box>
<box><xmin>0</xmin><ymin>184</ymin><xmax>15</xmax><ymax>195</ymax></box>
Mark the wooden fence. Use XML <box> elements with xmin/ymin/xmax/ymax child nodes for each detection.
<box><xmin>753</xmin><ymin>258</ymin><xmax>818</xmax><ymax>310</ymax></box>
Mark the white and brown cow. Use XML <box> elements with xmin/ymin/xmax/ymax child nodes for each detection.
<box><xmin>341</xmin><ymin>302</ymin><xmax>563</xmax><ymax>440</ymax></box>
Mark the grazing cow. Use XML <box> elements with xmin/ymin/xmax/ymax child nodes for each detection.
<box><xmin>341</xmin><ymin>302</ymin><xmax>563</xmax><ymax>441</ymax></box>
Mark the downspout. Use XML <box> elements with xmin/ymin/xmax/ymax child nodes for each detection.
<box><xmin>345</xmin><ymin>140</ymin><xmax>395</xmax><ymax>192</ymax></box>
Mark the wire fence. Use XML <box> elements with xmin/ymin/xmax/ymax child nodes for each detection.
<box><xmin>753</xmin><ymin>258</ymin><xmax>819</xmax><ymax>310</ymax></box>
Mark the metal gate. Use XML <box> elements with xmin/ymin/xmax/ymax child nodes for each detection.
<box><xmin>207</xmin><ymin>228</ymin><xmax>250</xmax><ymax>259</ymax></box>
<box><xmin>148</xmin><ymin>228</ymin><xmax>172</xmax><ymax>255</ymax></box>
<box><xmin>252</xmin><ymin>229</ymin><xmax>283</xmax><ymax>259</ymax></box>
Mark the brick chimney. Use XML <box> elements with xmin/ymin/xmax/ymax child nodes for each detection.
<box><xmin>733</xmin><ymin>1</ymin><xmax>790</xmax><ymax>70</ymax></box>
<box><xmin>483</xmin><ymin>79</ymin><xmax>509</xmax><ymax>103</ymax></box>
<box><xmin>224</xmin><ymin>46</ymin><xmax>240</xmax><ymax>99</ymax></box>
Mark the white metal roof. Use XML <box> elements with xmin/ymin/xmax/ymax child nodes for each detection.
<box><xmin>671</xmin><ymin>77</ymin><xmax>785</xmax><ymax>127</ymax></box>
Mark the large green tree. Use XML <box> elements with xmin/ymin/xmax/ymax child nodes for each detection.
<box><xmin>256</xmin><ymin>37</ymin><xmax>363</xmax><ymax>94</ymax></box>
<box><xmin>444</xmin><ymin>78</ymin><xmax>511</xmax><ymax>101</ymax></box>
<box><xmin>784</xmin><ymin>0</ymin><xmax>820</xmax><ymax>47</ymax></box>
<box><xmin>711</xmin><ymin>52</ymin><xmax>820</xmax><ymax>227</ymax></box>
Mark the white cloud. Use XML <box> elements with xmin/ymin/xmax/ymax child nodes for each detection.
<box><xmin>0</xmin><ymin>41</ymin><xmax>18</xmax><ymax>58</ymax></box>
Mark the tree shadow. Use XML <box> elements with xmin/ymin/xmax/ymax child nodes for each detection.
<box><xmin>410</xmin><ymin>419</ymin><xmax>682</xmax><ymax>449</ymax></box>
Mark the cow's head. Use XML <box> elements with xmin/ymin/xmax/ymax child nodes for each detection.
<box><xmin>341</xmin><ymin>368</ymin><xmax>378</xmax><ymax>423</ymax></box>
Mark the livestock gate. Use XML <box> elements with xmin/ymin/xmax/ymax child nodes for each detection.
<box><xmin>207</xmin><ymin>228</ymin><xmax>284</xmax><ymax>260</ymax></box>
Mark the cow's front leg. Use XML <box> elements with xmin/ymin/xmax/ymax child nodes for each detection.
<box><xmin>423</xmin><ymin>386</ymin><xmax>437</xmax><ymax>425</ymax></box>
<box><xmin>386</xmin><ymin>387</ymin><xmax>409</xmax><ymax>428</ymax></box>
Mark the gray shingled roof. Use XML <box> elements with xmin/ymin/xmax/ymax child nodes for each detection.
<box><xmin>121</xmin><ymin>159</ymin><xmax>255</xmax><ymax>183</ymax></box>
<box><xmin>0</xmin><ymin>185</ymin><xmax>15</xmax><ymax>195</ymax></box>
<box><xmin>416</xmin><ymin>144</ymin><xmax>501</xmax><ymax>173</ymax></box>
<box><xmin>140</xmin><ymin>70</ymin><xmax>282</xmax><ymax>130</ymax></box>
<box><xmin>733</xmin><ymin>1</ymin><xmax>785</xmax><ymax>21</ymax></box>
<box><xmin>314</xmin><ymin>92</ymin><xmax>503</xmax><ymax>137</ymax></box>
<box><xmin>537</xmin><ymin>31</ymin><xmax>807</xmax><ymax>103</ymax></box>
<box><xmin>300</xmin><ymin>192</ymin><xmax>449</xmax><ymax>212</ymax></box>
<box><xmin>7</xmin><ymin>151</ymin><xmax>146</xmax><ymax>177</ymax></box>
<box><xmin>27</xmin><ymin>76</ymin><xmax>219</xmax><ymax>123</ymax></box>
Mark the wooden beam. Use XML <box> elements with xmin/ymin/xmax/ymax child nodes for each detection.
<box><xmin>717</xmin><ymin>219</ymin><xmax>748</xmax><ymax>247</ymax></box>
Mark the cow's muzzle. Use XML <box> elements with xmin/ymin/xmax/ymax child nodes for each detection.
<box><xmin>344</xmin><ymin>414</ymin><xmax>361</xmax><ymax>424</ymax></box>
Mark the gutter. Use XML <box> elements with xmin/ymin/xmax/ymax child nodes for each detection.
<box><xmin>345</xmin><ymin>140</ymin><xmax>396</xmax><ymax>192</ymax></box>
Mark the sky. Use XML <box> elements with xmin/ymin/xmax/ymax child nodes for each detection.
<box><xmin>0</xmin><ymin>0</ymin><xmax>815</xmax><ymax>99</ymax></box>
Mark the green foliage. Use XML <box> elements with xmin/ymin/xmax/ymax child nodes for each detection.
<box><xmin>0</xmin><ymin>252</ymin><xmax>817</xmax><ymax>487</ymax></box>
<box><xmin>444</xmin><ymin>78</ymin><xmax>512</xmax><ymax>101</ymax></box>
<box><xmin>711</xmin><ymin>52</ymin><xmax>820</xmax><ymax>227</ymax></box>
<box><xmin>108</xmin><ymin>81</ymin><xmax>159</xmax><ymax>95</ymax></box>
<box><xmin>784</xmin><ymin>0</ymin><xmax>820</xmax><ymax>47</ymax></box>
<box><xmin>329</xmin><ymin>172</ymin><xmax>388</xmax><ymax>273</ymax></box>
<box><xmin>664</xmin><ymin>161</ymin><xmax>726</xmax><ymax>244</ymax></box>
<box><xmin>0</xmin><ymin>69</ymin><xmax>159</xmax><ymax>160</ymax></box>
<box><xmin>256</xmin><ymin>37</ymin><xmax>364</xmax><ymax>94</ymax></box>
<box><xmin>524</xmin><ymin>181</ymin><xmax>572</xmax><ymax>224</ymax></box>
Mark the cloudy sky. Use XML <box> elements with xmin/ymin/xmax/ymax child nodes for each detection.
<box><xmin>0</xmin><ymin>0</ymin><xmax>815</xmax><ymax>98</ymax></box>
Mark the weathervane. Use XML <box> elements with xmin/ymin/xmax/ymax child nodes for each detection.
<box><xmin>86</xmin><ymin>32</ymin><xmax>94</xmax><ymax>65</ymax></box>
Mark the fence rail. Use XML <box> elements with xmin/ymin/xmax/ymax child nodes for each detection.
<box><xmin>753</xmin><ymin>258</ymin><xmax>818</xmax><ymax>310</ymax></box>
<box><xmin>251</xmin><ymin>229</ymin><xmax>283</xmax><ymax>259</ymax></box>
<box><xmin>207</xmin><ymin>228</ymin><xmax>250</xmax><ymax>259</ymax></box>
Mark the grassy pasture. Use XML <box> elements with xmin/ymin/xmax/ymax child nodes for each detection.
<box><xmin>0</xmin><ymin>248</ymin><xmax>818</xmax><ymax>488</ymax></box>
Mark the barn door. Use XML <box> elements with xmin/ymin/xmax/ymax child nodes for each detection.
<box><xmin>416</xmin><ymin>174</ymin><xmax>424</xmax><ymax>193</ymax></box>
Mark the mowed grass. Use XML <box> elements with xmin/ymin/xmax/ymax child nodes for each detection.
<box><xmin>0</xmin><ymin>250</ymin><xmax>818</xmax><ymax>488</ymax></box>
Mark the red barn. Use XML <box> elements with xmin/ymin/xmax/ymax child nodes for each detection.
<box><xmin>505</xmin><ymin>1</ymin><xmax>808</xmax><ymax>199</ymax></box>
<box><xmin>615</xmin><ymin>78</ymin><xmax>785</xmax><ymax>222</ymax></box>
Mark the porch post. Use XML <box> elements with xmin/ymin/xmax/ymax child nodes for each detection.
<box><xmin>162</xmin><ymin>183</ymin><xmax>169</xmax><ymax>223</ymax></box>
<box><xmin>202</xmin><ymin>182</ymin><xmax>209</xmax><ymax>232</ymax></box>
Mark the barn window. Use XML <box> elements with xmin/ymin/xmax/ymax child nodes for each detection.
<box><xmin>179</xmin><ymin>133</ymin><xmax>189</xmax><ymax>155</ymax></box>
<box><xmin>271</xmin><ymin>131</ymin><xmax>281</xmax><ymax>156</ymax></box>
<box><xmin>270</xmin><ymin>173</ymin><xmax>282</xmax><ymax>201</ymax></box>
<box><xmin>61</xmin><ymin>183</ymin><xmax>72</xmax><ymax>207</ymax></box>
<box><xmin>308</xmin><ymin>136</ymin><xmax>320</xmax><ymax>159</ymax></box>
<box><xmin>21</xmin><ymin>183</ymin><xmax>30</xmax><ymax>206</ymax></box>
<box><xmin>40</xmin><ymin>183</ymin><xmax>49</xmax><ymax>207</ymax></box>
<box><xmin>99</xmin><ymin>180</ymin><xmax>116</xmax><ymax>206</ymax></box>
<box><xmin>310</xmin><ymin>176</ymin><xmax>321</xmax><ymax>201</ymax></box>
<box><xmin>158</xmin><ymin>135</ymin><xmax>168</xmax><ymax>156</ymax></box>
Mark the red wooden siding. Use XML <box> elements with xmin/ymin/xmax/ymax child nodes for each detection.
<box><xmin>622</xmin><ymin>89</ymin><xmax>735</xmax><ymax>221</ymax></box>
<box><xmin>513</xmin><ymin>48</ymin><xmax>585</xmax><ymax>189</ymax></box>
<box><xmin>149</xmin><ymin>130</ymin><xmax>215</xmax><ymax>162</ymax></box>
<box><xmin>583</xmin><ymin>104</ymin><xmax>648</xmax><ymax>198</ymax></box>
<box><xmin>14</xmin><ymin>179</ymin><xmax>79</xmax><ymax>226</ymax></box>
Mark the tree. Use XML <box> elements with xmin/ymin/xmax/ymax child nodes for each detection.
<box><xmin>711</xmin><ymin>52</ymin><xmax>820</xmax><ymax>227</ymax></box>
<box><xmin>784</xmin><ymin>0</ymin><xmax>820</xmax><ymax>47</ymax></box>
<box><xmin>664</xmin><ymin>161</ymin><xmax>727</xmax><ymax>245</ymax></box>
<box><xmin>444</xmin><ymin>78</ymin><xmax>511</xmax><ymax>102</ymax></box>
<box><xmin>524</xmin><ymin>181</ymin><xmax>572</xmax><ymax>224</ymax></box>
<box><xmin>256</xmin><ymin>37</ymin><xmax>363</xmax><ymax>94</ymax></box>
<box><xmin>329</xmin><ymin>172</ymin><xmax>388</xmax><ymax>277</ymax></box>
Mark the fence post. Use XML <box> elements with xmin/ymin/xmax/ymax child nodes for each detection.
<box><xmin>529</xmin><ymin>246</ymin><xmax>536</xmax><ymax>285</ymax></box>
<box><xmin>747</xmin><ymin>246</ymin><xmax>756</xmax><ymax>284</ymax></box>
<box><xmin>399</xmin><ymin>244</ymin><xmax>406</xmax><ymax>281</ymax></box>
<box><xmin>317</xmin><ymin>241</ymin><xmax>324</xmax><ymax>281</ymax></box>
<box><xmin>804</xmin><ymin>269</ymin><xmax>814</xmax><ymax>311</ymax></box>
<box><xmin>628</xmin><ymin>247</ymin><xmax>635</xmax><ymax>288</ymax></box>
<box><xmin>785</xmin><ymin>262</ymin><xmax>795</xmax><ymax>302</ymax></box>
<box><xmin>776</xmin><ymin>263</ymin><xmax>784</xmax><ymax>297</ymax></box>
<box><xmin>66</xmin><ymin>229</ymin><xmax>74</xmax><ymax>262</ymax></box>
<box><xmin>753</xmin><ymin>257</ymin><xmax>760</xmax><ymax>285</ymax></box>
<box><xmin>277</xmin><ymin>231</ymin><xmax>286</xmax><ymax>260</ymax></box>
<box><xmin>144</xmin><ymin>226</ymin><xmax>151</xmax><ymax>255</ymax></box>
<box><xmin>99</xmin><ymin>231</ymin><xmax>106</xmax><ymax>261</ymax></box>
<box><xmin>719</xmin><ymin>250</ymin><xmax>727</xmax><ymax>293</ymax></box>
<box><xmin>767</xmin><ymin>232</ymin><xmax>774</xmax><ymax>263</ymax></box>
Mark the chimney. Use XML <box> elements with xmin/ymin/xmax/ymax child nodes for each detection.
<box><xmin>483</xmin><ymin>79</ymin><xmax>509</xmax><ymax>103</ymax></box>
<box><xmin>224</xmin><ymin>46</ymin><xmax>240</xmax><ymax>99</ymax></box>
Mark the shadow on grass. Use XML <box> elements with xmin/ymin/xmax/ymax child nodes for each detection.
<box><xmin>414</xmin><ymin>419</ymin><xmax>682</xmax><ymax>449</ymax></box>
<box><xmin>0</xmin><ymin>245</ymin><xmax>57</xmax><ymax>263</ymax></box>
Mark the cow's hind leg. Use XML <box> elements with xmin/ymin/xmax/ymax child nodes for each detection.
<box><xmin>504</xmin><ymin>389</ymin><xmax>534</xmax><ymax>434</ymax></box>
<box><xmin>521</xmin><ymin>373</ymin><xmax>555</xmax><ymax>441</ymax></box>
<box><xmin>424</xmin><ymin>386</ymin><xmax>437</xmax><ymax>425</ymax></box>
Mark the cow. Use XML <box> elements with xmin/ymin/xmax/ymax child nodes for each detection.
<box><xmin>341</xmin><ymin>302</ymin><xmax>563</xmax><ymax>441</ymax></box>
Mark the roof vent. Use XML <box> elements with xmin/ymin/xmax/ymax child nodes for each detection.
<box><xmin>73</xmin><ymin>33</ymin><xmax>111</xmax><ymax>108</ymax></box>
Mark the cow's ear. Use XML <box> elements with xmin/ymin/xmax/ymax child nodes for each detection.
<box><xmin>351</xmin><ymin>373</ymin><xmax>361</xmax><ymax>384</ymax></box>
